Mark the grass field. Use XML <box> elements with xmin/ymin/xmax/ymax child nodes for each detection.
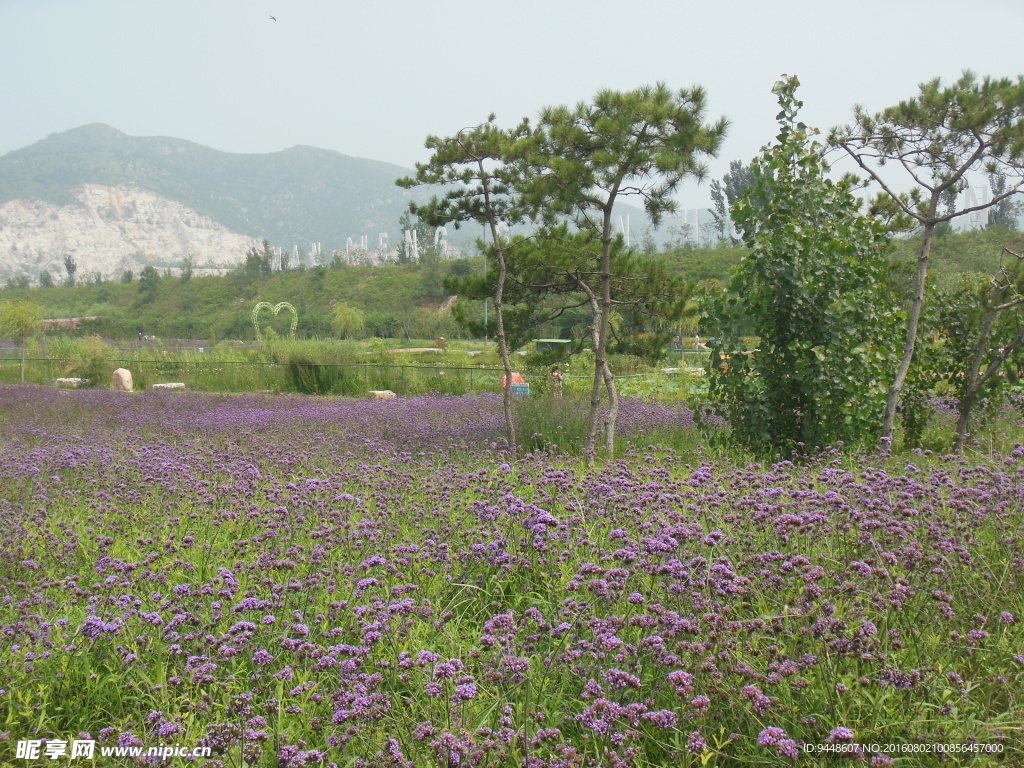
<box><xmin>1</xmin><ymin>386</ymin><xmax>1022</xmax><ymax>766</ymax></box>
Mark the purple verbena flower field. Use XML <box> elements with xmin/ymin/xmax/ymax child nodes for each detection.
<box><xmin>1</xmin><ymin>386</ymin><xmax>1022</xmax><ymax>766</ymax></box>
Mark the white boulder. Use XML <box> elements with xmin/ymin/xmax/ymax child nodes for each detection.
<box><xmin>111</xmin><ymin>368</ymin><xmax>133</xmax><ymax>392</ymax></box>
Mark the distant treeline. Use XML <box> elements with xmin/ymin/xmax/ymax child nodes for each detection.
<box><xmin>1</xmin><ymin>229</ymin><xmax>1020</xmax><ymax>343</ymax></box>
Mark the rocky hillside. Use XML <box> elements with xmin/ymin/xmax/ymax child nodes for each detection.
<box><xmin>0</xmin><ymin>184</ymin><xmax>258</xmax><ymax>280</ymax></box>
<box><xmin>0</xmin><ymin>124</ymin><xmax>426</xmax><ymax>281</ymax></box>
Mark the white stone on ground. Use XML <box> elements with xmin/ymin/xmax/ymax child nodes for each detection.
<box><xmin>111</xmin><ymin>368</ymin><xmax>133</xmax><ymax>392</ymax></box>
<box><xmin>56</xmin><ymin>378</ymin><xmax>89</xmax><ymax>389</ymax></box>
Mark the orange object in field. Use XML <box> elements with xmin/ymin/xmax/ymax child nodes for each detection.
<box><xmin>500</xmin><ymin>372</ymin><xmax>526</xmax><ymax>389</ymax></box>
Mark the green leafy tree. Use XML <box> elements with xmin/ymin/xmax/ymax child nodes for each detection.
<box><xmin>935</xmin><ymin>248</ymin><xmax>1024</xmax><ymax>451</ymax></box>
<box><xmin>709</xmin><ymin>182</ymin><xmax>730</xmax><ymax>243</ymax></box>
<box><xmin>933</xmin><ymin>184</ymin><xmax>959</xmax><ymax>240</ymax></box>
<box><xmin>63</xmin><ymin>255</ymin><xmax>77</xmax><ymax>287</ymax></box>
<box><xmin>180</xmin><ymin>254</ymin><xmax>195</xmax><ymax>283</ymax></box>
<box><xmin>445</xmin><ymin>233</ymin><xmax>595</xmax><ymax>353</ymax></box>
<box><xmin>5</xmin><ymin>275</ymin><xmax>30</xmax><ymax>290</ymax></box>
<box><xmin>707</xmin><ymin>76</ymin><xmax>898</xmax><ymax>453</ymax></box>
<box><xmin>829</xmin><ymin>71</ymin><xmax>1024</xmax><ymax>439</ymax></box>
<box><xmin>243</xmin><ymin>240</ymin><xmax>275</xmax><ymax>276</ymax></box>
<box><xmin>365</xmin><ymin>310</ymin><xmax>400</xmax><ymax>337</ymax></box>
<box><xmin>498</xmin><ymin>225</ymin><xmax>690</xmax><ymax>364</ymax></box>
<box><xmin>709</xmin><ymin>160</ymin><xmax>757</xmax><ymax>243</ymax></box>
<box><xmin>38</xmin><ymin>270</ymin><xmax>54</xmax><ymax>288</ymax></box>
<box><xmin>987</xmin><ymin>170</ymin><xmax>1023</xmax><ymax>230</ymax></box>
<box><xmin>0</xmin><ymin>299</ymin><xmax>45</xmax><ymax>382</ymax></box>
<box><xmin>331</xmin><ymin>302</ymin><xmax>366</xmax><ymax>339</ymax></box>
<box><xmin>519</xmin><ymin>83</ymin><xmax>727</xmax><ymax>462</ymax></box>
<box><xmin>137</xmin><ymin>265</ymin><xmax>161</xmax><ymax>303</ymax></box>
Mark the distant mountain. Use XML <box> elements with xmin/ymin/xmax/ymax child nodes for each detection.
<box><xmin>0</xmin><ymin>124</ymin><xmax>427</xmax><ymax>279</ymax></box>
<box><xmin>0</xmin><ymin>124</ymin><xmax>705</xmax><ymax>284</ymax></box>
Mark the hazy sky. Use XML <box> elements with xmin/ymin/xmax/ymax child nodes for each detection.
<box><xmin>3</xmin><ymin>0</ymin><xmax>1023</xmax><ymax>209</ymax></box>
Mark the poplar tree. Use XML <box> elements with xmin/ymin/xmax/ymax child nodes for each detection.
<box><xmin>709</xmin><ymin>160</ymin><xmax>757</xmax><ymax>243</ymax></box>
<box><xmin>708</xmin><ymin>76</ymin><xmax>897</xmax><ymax>453</ymax></box>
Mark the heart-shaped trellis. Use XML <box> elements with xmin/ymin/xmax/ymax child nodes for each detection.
<box><xmin>252</xmin><ymin>301</ymin><xmax>298</xmax><ymax>341</ymax></box>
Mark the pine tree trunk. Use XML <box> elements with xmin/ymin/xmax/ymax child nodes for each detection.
<box><xmin>495</xmin><ymin>248</ymin><xmax>517</xmax><ymax>455</ymax></box>
<box><xmin>597</xmin><ymin>215</ymin><xmax>618</xmax><ymax>459</ymax></box>
<box><xmin>583</xmin><ymin>311</ymin><xmax>604</xmax><ymax>465</ymax></box>
<box><xmin>584</xmin><ymin>357</ymin><xmax>604</xmax><ymax>465</ymax></box>
<box><xmin>883</xmin><ymin>220</ymin><xmax>935</xmax><ymax>440</ymax></box>
<box><xmin>953</xmin><ymin>322</ymin><xmax>1024</xmax><ymax>453</ymax></box>
<box><xmin>582</xmin><ymin>222</ymin><xmax>614</xmax><ymax>464</ymax></box>
<box><xmin>953</xmin><ymin>299</ymin><xmax>995</xmax><ymax>453</ymax></box>
<box><xmin>479</xmin><ymin>168</ymin><xmax>517</xmax><ymax>456</ymax></box>
<box><xmin>602</xmin><ymin>358</ymin><xmax>618</xmax><ymax>455</ymax></box>
<box><xmin>952</xmin><ymin>391</ymin><xmax>976</xmax><ymax>453</ymax></box>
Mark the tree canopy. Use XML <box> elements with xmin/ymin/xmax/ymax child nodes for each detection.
<box><xmin>517</xmin><ymin>83</ymin><xmax>727</xmax><ymax>460</ymax></box>
<box><xmin>398</xmin><ymin>117</ymin><xmax>531</xmax><ymax>453</ymax></box>
<box><xmin>400</xmin><ymin>85</ymin><xmax>726</xmax><ymax>461</ymax></box>
<box><xmin>707</xmin><ymin>76</ymin><xmax>897</xmax><ymax>452</ymax></box>
<box><xmin>0</xmin><ymin>299</ymin><xmax>45</xmax><ymax>382</ymax></box>
<box><xmin>829</xmin><ymin>71</ymin><xmax>1024</xmax><ymax>438</ymax></box>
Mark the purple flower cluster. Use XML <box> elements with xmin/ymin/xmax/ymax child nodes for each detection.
<box><xmin>0</xmin><ymin>385</ymin><xmax>1022</xmax><ymax>765</ymax></box>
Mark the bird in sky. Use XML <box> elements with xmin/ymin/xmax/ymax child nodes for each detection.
<box><xmin>269</xmin><ymin>15</ymin><xmax>276</xmax><ymax>21</ymax></box>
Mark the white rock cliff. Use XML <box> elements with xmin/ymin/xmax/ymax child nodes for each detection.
<box><xmin>0</xmin><ymin>184</ymin><xmax>258</xmax><ymax>280</ymax></box>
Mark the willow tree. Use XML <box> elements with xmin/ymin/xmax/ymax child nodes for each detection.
<box><xmin>0</xmin><ymin>299</ymin><xmax>45</xmax><ymax>383</ymax></box>
<box><xmin>829</xmin><ymin>72</ymin><xmax>1024</xmax><ymax>440</ymax></box>
<box><xmin>519</xmin><ymin>83</ymin><xmax>727</xmax><ymax>462</ymax></box>
<box><xmin>397</xmin><ymin>117</ymin><xmax>530</xmax><ymax>454</ymax></box>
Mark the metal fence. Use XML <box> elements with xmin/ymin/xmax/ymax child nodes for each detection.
<box><xmin>0</xmin><ymin>354</ymin><xmax>710</xmax><ymax>397</ymax></box>
<box><xmin>0</xmin><ymin>358</ymin><xmax>499</xmax><ymax>396</ymax></box>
